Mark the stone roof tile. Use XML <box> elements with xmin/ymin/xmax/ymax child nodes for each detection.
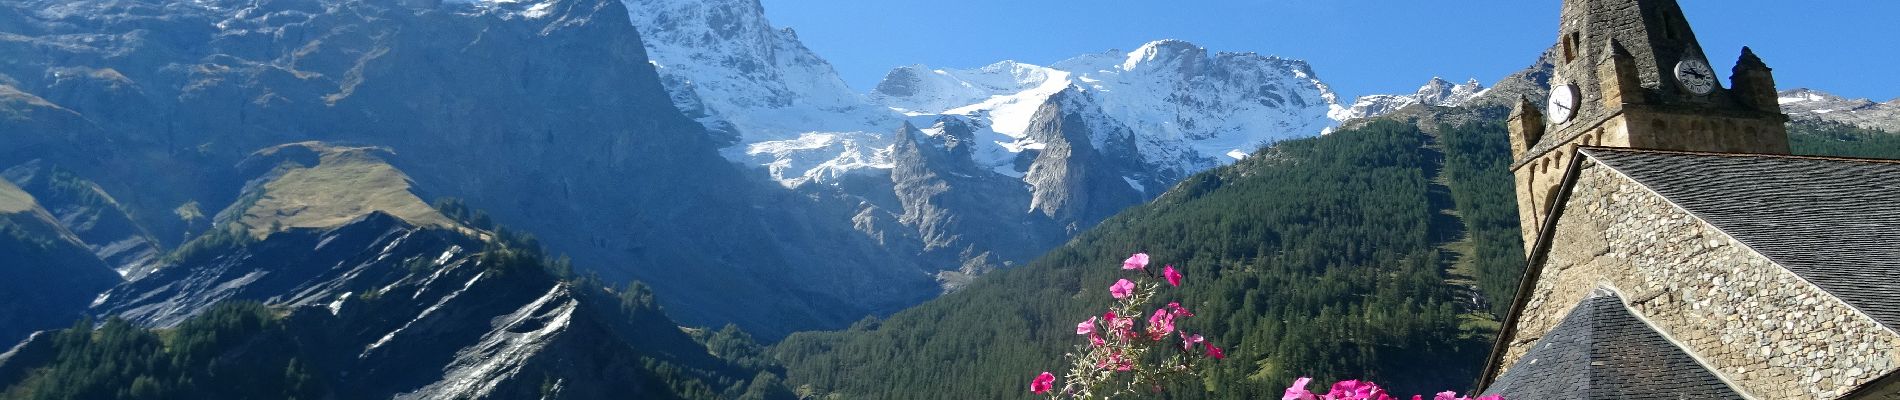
<box><xmin>1483</xmin><ymin>289</ymin><xmax>1745</xmax><ymax>398</ymax></box>
<box><xmin>1582</xmin><ymin>147</ymin><xmax>1900</xmax><ymax>330</ymax></box>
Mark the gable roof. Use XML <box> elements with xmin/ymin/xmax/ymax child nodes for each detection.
<box><xmin>1479</xmin><ymin>147</ymin><xmax>1900</xmax><ymax>391</ymax></box>
<box><xmin>1482</xmin><ymin>289</ymin><xmax>1745</xmax><ymax>398</ymax></box>
<box><xmin>1582</xmin><ymin>148</ymin><xmax>1900</xmax><ymax>330</ymax></box>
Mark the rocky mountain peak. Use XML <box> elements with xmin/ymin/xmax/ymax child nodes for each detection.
<box><xmin>1338</xmin><ymin>76</ymin><xmax>1490</xmax><ymax>121</ymax></box>
<box><xmin>1779</xmin><ymin>88</ymin><xmax>1900</xmax><ymax>132</ymax></box>
<box><xmin>623</xmin><ymin>0</ymin><xmax>901</xmax><ymax>187</ymax></box>
<box><xmin>1120</xmin><ymin>39</ymin><xmax>1209</xmax><ymax>73</ymax></box>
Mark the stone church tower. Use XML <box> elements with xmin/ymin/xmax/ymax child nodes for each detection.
<box><xmin>1509</xmin><ymin>0</ymin><xmax>1791</xmax><ymax>250</ymax></box>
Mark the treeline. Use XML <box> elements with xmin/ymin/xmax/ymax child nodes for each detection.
<box><xmin>772</xmin><ymin>120</ymin><xmax>1494</xmax><ymax>399</ymax></box>
<box><xmin>0</xmin><ymin>303</ymin><xmax>322</xmax><ymax>400</ymax></box>
<box><xmin>1788</xmin><ymin>120</ymin><xmax>1900</xmax><ymax>160</ymax></box>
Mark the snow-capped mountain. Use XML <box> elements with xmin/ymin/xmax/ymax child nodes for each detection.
<box><xmin>622</xmin><ymin>0</ymin><xmax>902</xmax><ymax>186</ymax></box>
<box><xmin>615</xmin><ymin>0</ymin><xmax>1353</xmax><ymax>287</ymax></box>
<box><xmin>874</xmin><ymin>39</ymin><xmax>1346</xmax><ymax>183</ymax></box>
<box><xmin>1338</xmin><ymin>77</ymin><xmax>1489</xmax><ymax>121</ymax></box>
<box><xmin>1780</xmin><ymin>88</ymin><xmax>1900</xmax><ymax>132</ymax></box>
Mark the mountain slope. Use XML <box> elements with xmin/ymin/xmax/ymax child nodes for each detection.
<box><xmin>0</xmin><ymin>179</ymin><xmax>121</xmax><ymax>346</ymax></box>
<box><xmin>772</xmin><ymin>120</ymin><xmax>1510</xmax><ymax>398</ymax></box>
<box><xmin>0</xmin><ymin>0</ymin><xmax>934</xmax><ymax>338</ymax></box>
<box><xmin>2</xmin><ymin>162</ymin><xmax>163</xmax><ymax>280</ymax></box>
<box><xmin>1787</xmin><ymin>119</ymin><xmax>1900</xmax><ymax>160</ymax></box>
<box><xmin>3</xmin><ymin>212</ymin><xmax>795</xmax><ymax>399</ymax></box>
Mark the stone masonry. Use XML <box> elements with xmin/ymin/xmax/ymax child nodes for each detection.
<box><xmin>1497</xmin><ymin>159</ymin><xmax>1900</xmax><ymax>398</ymax></box>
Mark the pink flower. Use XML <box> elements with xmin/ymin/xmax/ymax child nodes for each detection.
<box><xmin>1282</xmin><ymin>377</ymin><xmax>1317</xmax><ymax>400</ymax></box>
<box><xmin>1206</xmin><ymin>343</ymin><xmax>1225</xmax><ymax>360</ymax></box>
<box><xmin>1076</xmin><ymin>317</ymin><xmax>1096</xmax><ymax>336</ymax></box>
<box><xmin>1331</xmin><ymin>380</ymin><xmax>1394</xmax><ymax>400</ymax></box>
<box><xmin>1103</xmin><ymin>311</ymin><xmax>1134</xmax><ymax>340</ymax></box>
<box><xmin>1089</xmin><ymin>333</ymin><xmax>1106</xmax><ymax>347</ymax></box>
<box><xmin>1163</xmin><ymin>264</ymin><xmax>1183</xmax><ymax>286</ymax></box>
<box><xmin>1122</xmin><ymin>253</ymin><xmax>1150</xmax><ymax>270</ymax></box>
<box><xmin>1147</xmin><ymin>307</ymin><xmax>1176</xmax><ymax>339</ymax></box>
<box><xmin>1180</xmin><ymin>332</ymin><xmax>1205</xmax><ymax>351</ymax></box>
<box><xmin>1167</xmin><ymin>302</ymin><xmax>1194</xmax><ymax>318</ymax></box>
<box><xmin>1103</xmin><ymin>311</ymin><xmax>1136</xmax><ymax>340</ymax></box>
<box><xmin>1030</xmin><ymin>372</ymin><xmax>1055</xmax><ymax>395</ymax></box>
<box><xmin>1109</xmin><ymin>279</ymin><xmax>1135</xmax><ymax>299</ymax></box>
<box><xmin>1097</xmin><ymin>350</ymin><xmax>1132</xmax><ymax>371</ymax></box>
<box><xmin>1434</xmin><ymin>391</ymin><xmax>1458</xmax><ymax>400</ymax></box>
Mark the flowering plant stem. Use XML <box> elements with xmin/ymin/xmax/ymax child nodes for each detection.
<box><xmin>1033</xmin><ymin>254</ymin><xmax>1221</xmax><ymax>399</ymax></box>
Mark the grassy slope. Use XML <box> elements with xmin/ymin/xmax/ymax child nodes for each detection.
<box><xmin>234</xmin><ymin>144</ymin><xmax>458</xmax><ymax>238</ymax></box>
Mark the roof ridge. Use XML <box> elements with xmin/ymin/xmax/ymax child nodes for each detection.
<box><xmin>1577</xmin><ymin>146</ymin><xmax>1900</xmax><ymax>165</ymax></box>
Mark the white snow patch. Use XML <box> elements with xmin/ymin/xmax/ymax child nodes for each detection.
<box><xmin>435</xmin><ymin>245</ymin><xmax>462</xmax><ymax>266</ymax></box>
<box><xmin>1122</xmin><ymin>176</ymin><xmax>1146</xmax><ymax>193</ymax></box>
<box><xmin>329</xmin><ymin>292</ymin><xmax>353</xmax><ymax>315</ymax></box>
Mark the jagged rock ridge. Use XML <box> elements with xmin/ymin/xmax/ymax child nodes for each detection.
<box><xmin>1779</xmin><ymin>88</ymin><xmax>1900</xmax><ymax>133</ymax></box>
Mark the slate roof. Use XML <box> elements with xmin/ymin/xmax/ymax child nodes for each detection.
<box><xmin>1483</xmin><ymin>289</ymin><xmax>1745</xmax><ymax>399</ymax></box>
<box><xmin>1582</xmin><ymin>148</ymin><xmax>1900</xmax><ymax>329</ymax></box>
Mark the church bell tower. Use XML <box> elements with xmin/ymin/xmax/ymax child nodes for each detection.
<box><xmin>1510</xmin><ymin>0</ymin><xmax>1791</xmax><ymax>251</ymax></box>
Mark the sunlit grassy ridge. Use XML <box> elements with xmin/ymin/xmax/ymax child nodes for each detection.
<box><xmin>232</xmin><ymin>142</ymin><xmax>458</xmax><ymax>239</ymax></box>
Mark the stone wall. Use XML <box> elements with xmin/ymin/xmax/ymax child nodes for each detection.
<box><xmin>1499</xmin><ymin>158</ymin><xmax>1900</xmax><ymax>398</ymax></box>
<box><xmin>1511</xmin><ymin>106</ymin><xmax>1788</xmax><ymax>252</ymax></box>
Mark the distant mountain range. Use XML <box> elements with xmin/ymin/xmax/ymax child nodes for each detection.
<box><xmin>1779</xmin><ymin>88</ymin><xmax>1900</xmax><ymax>132</ymax></box>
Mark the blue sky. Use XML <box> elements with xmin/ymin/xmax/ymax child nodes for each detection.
<box><xmin>755</xmin><ymin>1</ymin><xmax>1900</xmax><ymax>102</ymax></box>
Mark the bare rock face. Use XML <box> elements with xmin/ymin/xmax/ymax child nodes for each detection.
<box><xmin>889</xmin><ymin>118</ymin><xmax>1063</xmax><ymax>288</ymax></box>
<box><xmin>1022</xmin><ymin>89</ymin><xmax>1147</xmax><ymax>231</ymax></box>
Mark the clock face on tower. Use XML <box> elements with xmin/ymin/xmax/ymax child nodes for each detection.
<box><xmin>1548</xmin><ymin>83</ymin><xmax>1579</xmax><ymax>123</ymax></box>
<box><xmin>1675</xmin><ymin>58</ymin><xmax>1717</xmax><ymax>95</ymax></box>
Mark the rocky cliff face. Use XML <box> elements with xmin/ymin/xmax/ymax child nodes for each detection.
<box><xmin>889</xmin><ymin>118</ymin><xmax>1060</xmax><ymax>287</ymax></box>
<box><xmin>1020</xmin><ymin>89</ymin><xmax>1148</xmax><ymax>229</ymax></box>
<box><xmin>622</xmin><ymin>0</ymin><xmax>901</xmax><ymax>187</ymax></box>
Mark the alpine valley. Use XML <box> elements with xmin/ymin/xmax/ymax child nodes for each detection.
<box><xmin>2</xmin><ymin>0</ymin><xmax>1896</xmax><ymax>399</ymax></box>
